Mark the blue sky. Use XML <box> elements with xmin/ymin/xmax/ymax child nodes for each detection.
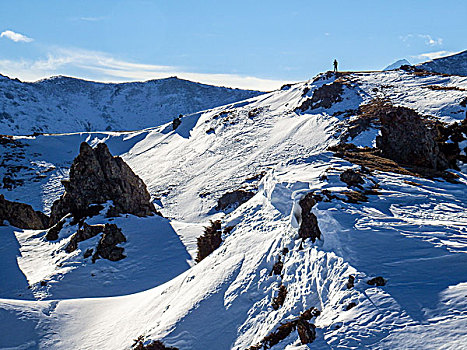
<box><xmin>0</xmin><ymin>0</ymin><xmax>465</xmax><ymax>90</ymax></box>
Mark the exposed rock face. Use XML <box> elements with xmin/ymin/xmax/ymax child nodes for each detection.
<box><xmin>65</xmin><ymin>223</ymin><xmax>105</xmax><ymax>253</ymax></box>
<box><xmin>367</xmin><ymin>276</ymin><xmax>386</xmax><ymax>286</ymax></box>
<box><xmin>50</xmin><ymin>142</ymin><xmax>156</xmax><ymax>224</ymax></box>
<box><xmin>375</xmin><ymin>106</ymin><xmax>449</xmax><ymax>170</ymax></box>
<box><xmin>271</xmin><ymin>257</ymin><xmax>283</xmax><ymax>276</ymax></box>
<box><xmin>297</xmin><ymin>320</ymin><xmax>316</xmax><ymax>344</ymax></box>
<box><xmin>45</xmin><ymin>218</ymin><xmax>66</xmax><ymax>240</ymax></box>
<box><xmin>298</xmin><ymin>193</ymin><xmax>321</xmax><ymax>242</ymax></box>
<box><xmin>133</xmin><ymin>338</ymin><xmax>179</xmax><ymax>350</ymax></box>
<box><xmin>251</xmin><ymin>307</ymin><xmax>320</xmax><ymax>349</ymax></box>
<box><xmin>340</xmin><ymin>169</ymin><xmax>364</xmax><ymax>187</ymax></box>
<box><xmin>272</xmin><ymin>284</ymin><xmax>287</xmax><ymax>310</ymax></box>
<box><xmin>196</xmin><ymin>220</ymin><xmax>222</xmax><ymax>262</ymax></box>
<box><xmin>94</xmin><ymin>224</ymin><xmax>127</xmax><ymax>262</ymax></box>
<box><xmin>346</xmin><ymin>275</ymin><xmax>355</xmax><ymax>289</ymax></box>
<box><xmin>296</xmin><ymin>81</ymin><xmax>344</xmax><ymax>112</ymax></box>
<box><xmin>0</xmin><ymin>194</ymin><xmax>49</xmax><ymax>229</ymax></box>
<box><xmin>215</xmin><ymin>190</ymin><xmax>254</xmax><ymax>211</ymax></box>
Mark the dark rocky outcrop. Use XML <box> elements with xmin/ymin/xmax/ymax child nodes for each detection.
<box><xmin>0</xmin><ymin>194</ymin><xmax>49</xmax><ymax>229</ymax></box>
<box><xmin>271</xmin><ymin>256</ymin><xmax>283</xmax><ymax>276</ymax></box>
<box><xmin>65</xmin><ymin>223</ymin><xmax>105</xmax><ymax>253</ymax></box>
<box><xmin>376</xmin><ymin>105</ymin><xmax>450</xmax><ymax>170</ymax></box>
<box><xmin>216</xmin><ymin>190</ymin><xmax>255</xmax><ymax>211</ymax></box>
<box><xmin>132</xmin><ymin>336</ymin><xmax>178</xmax><ymax>350</ymax></box>
<box><xmin>346</xmin><ymin>275</ymin><xmax>355</xmax><ymax>289</ymax></box>
<box><xmin>50</xmin><ymin>142</ymin><xmax>156</xmax><ymax>225</ymax></box>
<box><xmin>196</xmin><ymin>220</ymin><xmax>222</xmax><ymax>262</ymax></box>
<box><xmin>45</xmin><ymin>217</ymin><xmax>66</xmax><ymax>240</ymax></box>
<box><xmin>93</xmin><ymin>224</ymin><xmax>127</xmax><ymax>262</ymax></box>
<box><xmin>250</xmin><ymin>307</ymin><xmax>320</xmax><ymax>349</ymax></box>
<box><xmin>296</xmin><ymin>81</ymin><xmax>344</xmax><ymax>112</ymax></box>
<box><xmin>346</xmin><ymin>302</ymin><xmax>357</xmax><ymax>311</ymax></box>
<box><xmin>298</xmin><ymin>193</ymin><xmax>321</xmax><ymax>242</ymax></box>
<box><xmin>272</xmin><ymin>284</ymin><xmax>287</xmax><ymax>310</ymax></box>
<box><xmin>297</xmin><ymin>320</ymin><xmax>316</xmax><ymax>344</ymax></box>
<box><xmin>367</xmin><ymin>276</ymin><xmax>386</xmax><ymax>286</ymax></box>
<box><xmin>340</xmin><ymin>169</ymin><xmax>365</xmax><ymax>188</ymax></box>
<box><xmin>172</xmin><ymin>116</ymin><xmax>182</xmax><ymax>130</ymax></box>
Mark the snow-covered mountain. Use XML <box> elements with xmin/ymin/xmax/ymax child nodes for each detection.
<box><xmin>383</xmin><ymin>59</ymin><xmax>411</xmax><ymax>71</ymax></box>
<box><xmin>417</xmin><ymin>50</ymin><xmax>467</xmax><ymax>76</ymax></box>
<box><xmin>0</xmin><ymin>74</ymin><xmax>263</xmax><ymax>135</ymax></box>
<box><xmin>0</xmin><ymin>69</ymin><xmax>466</xmax><ymax>349</ymax></box>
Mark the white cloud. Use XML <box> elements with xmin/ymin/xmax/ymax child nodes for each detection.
<box><xmin>79</xmin><ymin>16</ymin><xmax>106</xmax><ymax>22</ymax></box>
<box><xmin>411</xmin><ymin>50</ymin><xmax>456</xmax><ymax>62</ymax></box>
<box><xmin>0</xmin><ymin>48</ymin><xmax>287</xmax><ymax>91</ymax></box>
<box><xmin>400</xmin><ymin>33</ymin><xmax>443</xmax><ymax>46</ymax></box>
<box><xmin>0</xmin><ymin>30</ymin><xmax>33</xmax><ymax>43</ymax></box>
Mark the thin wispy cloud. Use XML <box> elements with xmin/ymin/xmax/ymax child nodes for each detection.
<box><xmin>79</xmin><ymin>16</ymin><xmax>106</xmax><ymax>22</ymax></box>
<box><xmin>0</xmin><ymin>30</ymin><xmax>33</xmax><ymax>43</ymax></box>
<box><xmin>0</xmin><ymin>48</ymin><xmax>286</xmax><ymax>91</ymax></box>
<box><xmin>400</xmin><ymin>33</ymin><xmax>443</xmax><ymax>46</ymax></box>
<box><xmin>411</xmin><ymin>50</ymin><xmax>455</xmax><ymax>62</ymax></box>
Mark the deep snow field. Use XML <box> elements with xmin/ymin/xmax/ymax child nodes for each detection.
<box><xmin>0</xmin><ymin>69</ymin><xmax>466</xmax><ymax>349</ymax></box>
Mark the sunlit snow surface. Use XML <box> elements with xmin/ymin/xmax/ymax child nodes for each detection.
<box><xmin>0</xmin><ymin>71</ymin><xmax>466</xmax><ymax>349</ymax></box>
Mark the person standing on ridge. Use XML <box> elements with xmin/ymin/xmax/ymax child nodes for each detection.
<box><xmin>333</xmin><ymin>59</ymin><xmax>338</xmax><ymax>73</ymax></box>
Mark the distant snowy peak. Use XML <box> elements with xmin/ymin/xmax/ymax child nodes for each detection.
<box><xmin>383</xmin><ymin>59</ymin><xmax>411</xmax><ymax>71</ymax></box>
<box><xmin>0</xmin><ymin>74</ymin><xmax>264</xmax><ymax>135</ymax></box>
<box><xmin>417</xmin><ymin>50</ymin><xmax>467</xmax><ymax>76</ymax></box>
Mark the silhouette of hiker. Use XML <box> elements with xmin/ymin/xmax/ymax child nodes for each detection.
<box><xmin>333</xmin><ymin>59</ymin><xmax>338</xmax><ymax>73</ymax></box>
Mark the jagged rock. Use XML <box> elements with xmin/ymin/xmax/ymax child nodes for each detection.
<box><xmin>263</xmin><ymin>322</ymin><xmax>295</xmax><ymax>349</ymax></box>
<box><xmin>271</xmin><ymin>256</ymin><xmax>283</xmax><ymax>276</ymax></box>
<box><xmin>300</xmin><ymin>308</ymin><xmax>321</xmax><ymax>320</ymax></box>
<box><xmin>196</xmin><ymin>220</ymin><xmax>222</xmax><ymax>262</ymax></box>
<box><xmin>296</xmin><ymin>81</ymin><xmax>344</xmax><ymax>112</ymax></box>
<box><xmin>215</xmin><ymin>190</ymin><xmax>254</xmax><ymax>211</ymax></box>
<box><xmin>132</xmin><ymin>337</ymin><xmax>179</xmax><ymax>350</ymax></box>
<box><xmin>298</xmin><ymin>193</ymin><xmax>321</xmax><ymax>242</ymax></box>
<box><xmin>0</xmin><ymin>194</ymin><xmax>49</xmax><ymax>229</ymax></box>
<box><xmin>50</xmin><ymin>142</ymin><xmax>156</xmax><ymax>224</ymax></box>
<box><xmin>172</xmin><ymin>116</ymin><xmax>182</xmax><ymax>130</ymax></box>
<box><xmin>297</xmin><ymin>320</ymin><xmax>316</xmax><ymax>345</ymax></box>
<box><xmin>65</xmin><ymin>223</ymin><xmax>105</xmax><ymax>253</ymax></box>
<box><xmin>346</xmin><ymin>302</ymin><xmax>357</xmax><ymax>311</ymax></box>
<box><xmin>375</xmin><ymin>105</ymin><xmax>450</xmax><ymax>170</ymax></box>
<box><xmin>340</xmin><ymin>169</ymin><xmax>365</xmax><ymax>187</ymax></box>
<box><xmin>94</xmin><ymin>224</ymin><xmax>127</xmax><ymax>262</ymax></box>
<box><xmin>45</xmin><ymin>217</ymin><xmax>66</xmax><ymax>241</ymax></box>
<box><xmin>272</xmin><ymin>284</ymin><xmax>287</xmax><ymax>310</ymax></box>
<box><xmin>346</xmin><ymin>275</ymin><xmax>355</xmax><ymax>289</ymax></box>
<box><xmin>342</xmin><ymin>190</ymin><xmax>368</xmax><ymax>203</ymax></box>
<box><xmin>367</xmin><ymin>276</ymin><xmax>386</xmax><ymax>286</ymax></box>
<box><xmin>83</xmin><ymin>248</ymin><xmax>93</xmax><ymax>259</ymax></box>
<box><xmin>252</xmin><ymin>307</ymin><xmax>320</xmax><ymax>349</ymax></box>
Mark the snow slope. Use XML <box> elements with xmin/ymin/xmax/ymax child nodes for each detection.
<box><xmin>417</xmin><ymin>50</ymin><xmax>467</xmax><ymax>76</ymax></box>
<box><xmin>0</xmin><ymin>70</ymin><xmax>466</xmax><ymax>349</ymax></box>
<box><xmin>0</xmin><ymin>74</ymin><xmax>263</xmax><ymax>135</ymax></box>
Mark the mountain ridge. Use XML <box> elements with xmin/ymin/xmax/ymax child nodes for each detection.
<box><xmin>0</xmin><ymin>74</ymin><xmax>264</xmax><ymax>135</ymax></box>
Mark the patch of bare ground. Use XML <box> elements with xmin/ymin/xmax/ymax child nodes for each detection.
<box><xmin>329</xmin><ymin>143</ymin><xmax>459</xmax><ymax>182</ymax></box>
<box><xmin>422</xmin><ymin>85</ymin><xmax>466</xmax><ymax>91</ymax></box>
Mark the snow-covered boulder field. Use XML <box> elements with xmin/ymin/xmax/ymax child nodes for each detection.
<box><xmin>0</xmin><ymin>69</ymin><xmax>466</xmax><ymax>349</ymax></box>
